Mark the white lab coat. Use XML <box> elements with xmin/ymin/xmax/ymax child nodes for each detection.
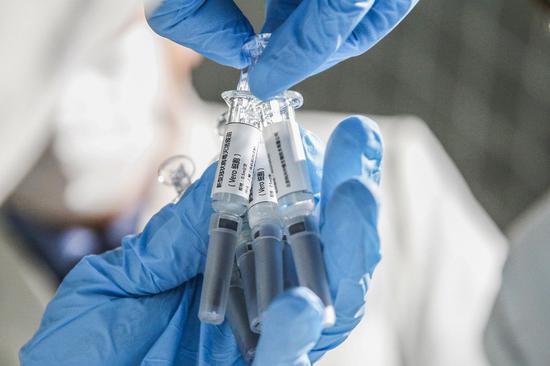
<box><xmin>0</xmin><ymin>99</ymin><xmax>508</xmax><ymax>365</ymax></box>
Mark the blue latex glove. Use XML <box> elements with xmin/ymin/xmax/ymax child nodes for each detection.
<box><xmin>20</xmin><ymin>116</ymin><xmax>382</xmax><ymax>365</ymax></box>
<box><xmin>146</xmin><ymin>0</ymin><xmax>418</xmax><ymax>99</ymax></box>
<box><xmin>250</xmin><ymin>0</ymin><xmax>418</xmax><ymax>99</ymax></box>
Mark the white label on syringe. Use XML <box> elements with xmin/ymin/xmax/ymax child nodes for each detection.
<box><xmin>263</xmin><ymin>120</ymin><xmax>312</xmax><ymax>198</ymax></box>
<box><xmin>212</xmin><ymin>122</ymin><xmax>261</xmax><ymax>200</ymax></box>
<box><xmin>249</xmin><ymin>139</ymin><xmax>277</xmax><ymax>207</ymax></box>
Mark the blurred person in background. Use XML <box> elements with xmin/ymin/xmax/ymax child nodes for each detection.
<box><xmin>0</xmin><ymin>4</ymin><xmax>221</xmax><ymax>363</ymax></box>
<box><xmin>4</xmin><ymin>16</ymin><xmax>215</xmax><ymax>282</ymax></box>
<box><xmin>0</xmin><ymin>0</ymin><xmax>547</xmax><ymax>366</ymax></box>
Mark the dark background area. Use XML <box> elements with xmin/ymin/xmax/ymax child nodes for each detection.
<box><xmin>193</xmin><ymin>0</ymin><xmax>550</xmax><ymax>229</ymax></box>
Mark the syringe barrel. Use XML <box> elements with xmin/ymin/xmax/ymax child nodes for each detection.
<box><xmin>251</xmin><ymin>221</ymin><xmax>284</xmax><ymax>325</ymax></box>
<box><xmin>227</xmin><ymin>265</ymin><xmax>259</xmax><ymax>363</ymax></box>
<box><xmin>199</xmin><ymin>212</ymin><xmax>241</xmax><ymax>324</ymax></box>
<box><xmin>285</xmin><ymin>214</ymin><xmax>335</xmax><ymax>327</ymax></box>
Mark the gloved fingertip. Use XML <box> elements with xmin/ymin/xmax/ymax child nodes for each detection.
<box><xmin>248</xmin><ymin>61</ymin><xmax>288</xmax><ymax>101</ymax></box>
<box><xmin>248</xmin><ymin>76</ymin><xmax>279</xmax><ymax>101</ymax></box>
<box><xmin>321</xmin><ymin>115</ymin><xmax>383</xmax><ymax>219</ymax></box>
<box><xmin>332</xmin><ymin>115</ymin><xmax>383</xmax><ymax>164</ymax></box>
<box><xmin>223</xmin><ymin>38</ymin><xmax>256</xmax><ymax>69</ymax></box>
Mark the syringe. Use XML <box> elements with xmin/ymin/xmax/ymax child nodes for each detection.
<box><xmin>199</xmin><ymin>35</ymin><xmax>268</xmax><ymax>324</ymax></box>
<box><xmin>260</xmin><ymin>92</ymin><xmax>335</xmax><ymax>327</ymax></box>
<box><xmin>248</xmin><ymin>136</ymin><xmax>284</xmax><ymax>329</ymax></box>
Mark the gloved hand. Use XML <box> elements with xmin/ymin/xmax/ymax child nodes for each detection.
<box><xmin>146</xmin><ymin>0</ymin><xmax>418</xmax><ymax>99</ymax></box>
<box><xmin>250</xmin><ymin>0</ymin><xmax>418</xmax><ymax>100</ymax></box>
<box><xmin>20</xmin><ymin>116</ymin><xmax>382</xmax><ymax>365</ymax></box>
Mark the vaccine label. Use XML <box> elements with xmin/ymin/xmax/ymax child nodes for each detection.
<box><xmin>213</xmin><ymin>122</ymin><xmax>261</xmax><ymax>200</ymax></box>
<box><xmin>249</xmin><ymin>139</ymin><xmax>277</xmax><ymax>207</ymax></box>
<box><xmin>263</xmin><ymin>120</ymin><xmax>312</xmax><ymax>198</ymax></box>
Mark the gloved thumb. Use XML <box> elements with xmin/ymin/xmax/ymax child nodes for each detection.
<box><xmin>253</xmin><ymin>288</ymin><xmax>324</xmax><ymax>366</ymax></box>
<box><xmin>58</xmin><ymin>163</ymin><xmax>216</xmax><ymax>299</ymax></box>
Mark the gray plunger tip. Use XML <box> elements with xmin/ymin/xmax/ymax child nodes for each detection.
<box><xmin>199</xmin><ymin>213</ymin><xmax>241</xmax><ymax>324</ymax></box>
<box><xmin>286</xmin><ymin>215</ymin><xmax>335</xmax><ymax>327</ymax></box>
<box><xmin>252</xmin><ymin>222</ymin><xmax>284</xmax><ymax>325</ymax></box>
<box><xmin>227</xmin><ymin>265</ymin><xmax>259</xmax><ymax>363</ymax></box>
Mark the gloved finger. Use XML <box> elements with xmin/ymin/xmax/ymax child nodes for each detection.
<box><xmin>261</xmin><ymin>0</ymin><xmax>302</xmax><ymax>33</ymax></box>
<box><xmin>314</xmin><ymin>0</ymin><xmax>419</xmax><ymax>75</ymax></box>
<box><xmin>146</xmin><ymin>0</ymin><xmax>254</xmax><ymax>68</ymax></box>
<box><xmin>310</xmin><ymin>116</ymin><xmax>382</xmax><ymax>357</ymax></box>
<box><xmin>253</xmin><ymin>288</ymin><xmax>324</xmax><ymax>366</ymax></box>
<box><xmin>249</xmin><ymin>0</ymin><xmax>373</xmax><ymax>100</ymax></box>
<box><xmin>300</xmin><ymin>127</ymin><xmax>326</xmax><ymax>198</ymax></box>
<box><xmin>320</xmin><ymin>115</ymin><xmax>382</xmax><ymax>223</ymax></box>
<box><xmin>320</xmin><ymin>116</ymin><xmax>382</xmax><ymax>281</ymax></box>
